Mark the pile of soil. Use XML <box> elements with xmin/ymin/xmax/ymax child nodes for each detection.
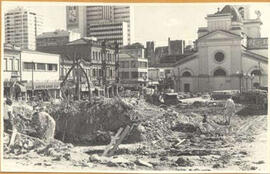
<box><xmin>48</xmin><ymin>97</ymin><xmax>143</xmax><ymax>145</ymax></box>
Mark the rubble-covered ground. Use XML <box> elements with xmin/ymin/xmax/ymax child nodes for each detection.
<box><xmin>2</xmin><ymin>97</ymin><xmax>269</xmax><ymax>172</ymax></box>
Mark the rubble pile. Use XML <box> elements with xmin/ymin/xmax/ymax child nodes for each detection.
<box><xmin>3</xmin><ymin>95</ymin><xmax>267</xmax><ymax>171</ymax></box>
<box><xmin>48</xmin><ymin>97</ymin><xmax>143</xmax><ymax>145</ymax></box>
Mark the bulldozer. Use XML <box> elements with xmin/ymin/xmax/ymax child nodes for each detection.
<box><xmin>234</xmin><ymin>89</ymin><xmax>268</xmax><ymax>115</ymax></box>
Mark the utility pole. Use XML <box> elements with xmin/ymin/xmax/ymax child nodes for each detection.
<box><xmin>114</xmin><ymin>41</ymin><xmax>119</xmax><ymax>96</ymax></box>
<box><xmin>258</xmin><ymin>61</ymin><xmax>261</xmax><ymax>87</ymax></box>
<box><xmin>31</xmin><ymin>61</ymin><xmax>34</xmax><ymax>99</ymax></box>
<box><xmin>76</xmin><ymin>59</ymin><xmax>81</xmax><ymax>100</ymax></box>
<box><xmin>101</xmin><ymin>40</ymin><xmax>107</xmax><ymax>96</ymax></box>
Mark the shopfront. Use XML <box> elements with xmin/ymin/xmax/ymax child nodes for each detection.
<box><xmin>25</xmin><ymin>81</ymin><xmax>61</xmax><ymax>100</ymax></box>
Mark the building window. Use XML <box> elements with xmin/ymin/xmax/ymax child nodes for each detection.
<box><xmin>93</xmin><ymin>69</ymin><xmax>96</xmax><ymax>77</ymax></box>
<box><xmin>213</xmin><ymin>69</ymin><xmax>226</xmax><ymax>76</ymax></box>
<box><xmin>47</xmin><ymin>64</ymin><xmax>57</xmax><ymax>71</ymax></box>
<box><xmin>214</xmin><ymin>52</ymin><xmax>225</xmax><ymax>62</ymax></box>
<box><xmin>251</xmin><ymin>69</ymin><xmax>262</xmax><ymax>76</ymax></box>
<box><xmin>14</xmin><ymin>59</ymin><xmax>19</xmax><ymax>71</ymax></box>
<box><xmin>99</xmin><ymin>69</ymin><xmax>102</xmax><ymax>77</ymax></box>
<box><xmin>37</xmin><ymin>63</ymin><xmax>46</xmax><ymax>71</ymax></box>
<box><xmin>93</xmin><ymin>51</ymin><xmax>95</xmax><ymax>60</ymax></box>
<box><xmin>110</xmin><ymin>69</ymin><xmax>113</xmax><ymax>77</ymax></box>
<box><xmin>131</xmin><ymin>72</ymin><xmax>138</xmax><ymax>78</ymax></box>
<box><xmin>8</xmin><ymin>59</ymin><xmax>13</xmax><ymax>71</ymax></box>
<box><xmin>4</xmin><ymin>58</ymin><xmax>8</xmax><ymax>71</ymax></box>
<box><xmin>23</xmin><ymin>62</ymin><xmax>35</xmax><ymax>70</ymax></box>
<box><xmin>122</xmin><ymin>72</ymin><xmax>129</xmax><ymax>79</ymax></box>
<box><xmin>96</xmin><ymin>52</ymin><xmax>98</xmax><ymax>60</ymax></box>
<box><xmin>182</xmin><ymin>71</ymin><xmax>192</xmax><ymax>77</ymax></box>
<box><xmin>131</xmin><ymin>61</ymin><xmax>137</xmax><ymax>68</ymax></box>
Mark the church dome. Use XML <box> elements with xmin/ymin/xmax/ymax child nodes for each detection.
<box><xmin>219</xmin><ymin>5</ymin><xmax>243</xmax><ymax>22</ymax></box>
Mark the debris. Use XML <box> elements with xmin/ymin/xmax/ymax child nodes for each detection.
<box><xmin>175</xmin><ymin>157</ymin><xmax>194</xmax><ymax>167</ymax></box>
<box><xmin>135</xmin><ymin>159</ymin><xmax>153</xmax><ymax>168</ymax></box>
<box><xmin>31</xmin><ymin>111</ymin><xmax>56</xmax><ymax>142</ymax></box>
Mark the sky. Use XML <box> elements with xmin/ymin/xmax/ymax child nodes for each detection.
<box><xmin>2</xmin><ymin>2</ymin><xmax>270</xmax><ymax>47</ymax></box>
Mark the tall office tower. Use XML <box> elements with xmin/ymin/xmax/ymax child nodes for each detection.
<box><xmin>4</xmin><ymin>7</ymin><xmax>43</xmax><ymax>50</ymax></box>
<box><xmin>168</xmin><ymin>38</ymin><xmax>185</xmax><ymax>55</ymax></box>
<box><xmin>86</xmin><ymin>6</ymin><xmax>134</xmax><ymax>45</ymax></box>
<box><xmin>66</xmin><ymin>5</ymin><xmax>134</xmax><ymax>45</ymax></box>
<box><xmin>145</xmin><ymin>41</ymin><xmax>155</xmax><ymax>58</ymax></box>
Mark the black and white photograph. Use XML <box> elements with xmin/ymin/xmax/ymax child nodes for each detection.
<box><xmin>1</xmin><ymin>1</ymin><xmax>270</xmax><ymax>172</ymax></box>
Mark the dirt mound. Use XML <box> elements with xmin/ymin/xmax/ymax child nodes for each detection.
<box><xmin>48</xmin><ymin>97</ymin><xmax>143</xmax><ymax>145</ymax></box>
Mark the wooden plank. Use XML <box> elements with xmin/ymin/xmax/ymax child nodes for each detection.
<box><xmin>8</xmin><ymin>128</ymin><xmax>17</xmax><ymax>147</ymax></box>
<box><xmin>102</xmin><ymin>127</ymin><xmax>123</xmax><ymax>156</ymax></box>
<box><xmin>106</xmin><ymin>125</ymin><xmax>131</xmax><ymax>157</ymax></box>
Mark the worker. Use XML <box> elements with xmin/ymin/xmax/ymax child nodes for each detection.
<box><xmin>31</xmin><ymin>106</ymin><xmax>56</xmax><ymax>142</ymax></box>
<box><xmin>224</xmin><ymin>96</ymin><xmax>236</xmax><ymax>125</ymax></box>
<box><xmin>4</xmin><ymin>98</ymin><xmax>14</xmax><ymax>133</ymax></box>
<box><xmin>263</xmin><ymin>95</ymin><xmax>268</xmax><ymax>111</ymax></box>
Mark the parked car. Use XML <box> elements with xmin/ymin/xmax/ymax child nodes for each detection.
<box><xmin>211</xmin><ymin>90</ymin><xmax>240</xmax><ymax>100</ymax></box>
<box><xmin>163</xmin><ymin>93</ymin><xmax>179</xmax><ymax>105</ymax></box>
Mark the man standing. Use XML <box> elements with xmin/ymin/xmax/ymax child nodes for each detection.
<box><xmin>224</xmin><ymin>96</ymin><xmax>236</xmax><ymax>125</ymax></box>
<box><xmin>4</xmin><ymin>98</ymin><xmax>14</xmax><ymax>133</ymax></box>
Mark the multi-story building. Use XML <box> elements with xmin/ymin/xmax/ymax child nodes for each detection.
<box><xmin>3</xmin><ymin>43</ymin><xmax>61</xmax><ymax>99</ymax></box>
<box><xmin>36</xmin><ymin>30</ymin><xmax>81</xmax><ymax>53</ymax></box>
<box><xmin>148</xmin><ymin>67</ymin><xmax>165</xmax><ymax>87</ymax></box>
<box><xmin>66</xmin><ymin>5</ymin><xmax>134</xmax><ymax>45</ymax></box>
<box><xmin>59</xmin><ymin>37</ymin><xmax>116</xmax><ymax>89</ymax></box>
<box><xmin>173</xmin><ymin>5</ymin><xmax>268</xmax><ymax>92</ymax></box>
<box><xmin>145</xmin><ymin>41</ymin><xmax>155</xmax><ymax>66</ymax></box>
<box><xmin>152</xmin><ymin>38</ymin><xmax>186</xmax><ymax>66</ymax></box>
<box><xmin>66</xmin><ymin>6</ymin><xmax>87</xmax><ymax>37</ymax></box>
<box><xmin>4</xmin><ymin>7</ymin><xmax>43</xmax><ymax>50</ymax></box>
<box><xmin>168</xmin><ymin>38</ymin><xmax>185</xmax><ymax>55</ymax></box>
<box><xmin>88</xmin><ymin>22</ymin><xmax>128</xmax><ymax>46</ymax></box>
<box><xmin>118</xmin><ymin>43</ymin><xmax>148</xmax><ymax>88</ymax></box>
<box><xmin>3</xmin><ymin>44</ymin><xmax>22</xmax><ymax>99</ymax></box>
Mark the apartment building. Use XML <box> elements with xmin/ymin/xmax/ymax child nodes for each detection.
<box><xmin>118</xmin><ymin>43</ymin><xmax>148</xmax><ymax>88</ymax></box>
<box><xmin>4</xmin><ymin>7</ymin><xmax>43</xmax><ymax>50</ymax></box>
<box><xmin>66</xmin><ymin>5</ymin><xmax>134</xmax><ymax>45</ymax></box>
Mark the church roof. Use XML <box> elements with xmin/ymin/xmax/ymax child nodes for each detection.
<box><xmin>242</xmin><ymin>50</ymin><xmax>268</xmax><ymax>63</ymax></box>
<box><xmin>218</xmin><ymin>5</ymin><xmax>243</xmax><ymax>22</ymax></box>
<box><xmin>174</xmin><ymin>52</ymin><xmax>198</xmax><ymax>66</ymax></box>
<box><xmin>196</xmin><ymin>30</ymin><xmax>241</xmax><ymax>41</ymax></box>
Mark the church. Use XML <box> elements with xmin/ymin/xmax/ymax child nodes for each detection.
<box><xmin>173</xmin><ymin>5</ymin><xmax>268</xmax><ymax>93</ymax></box>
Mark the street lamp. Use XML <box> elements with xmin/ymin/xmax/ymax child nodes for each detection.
<box><xmin>243</xmin><ymin>73</ymin><xmax>249</xmax><ymax>91</ymax></box>
<box><xmin>250</xmin><ymin>73</ymin><xmax>255</xmax><ymax>90</ymax></box>
<box><xmin>236</xmin><ymin>70</ymin><xmax>243</xmax><ymax>93</ymax></box>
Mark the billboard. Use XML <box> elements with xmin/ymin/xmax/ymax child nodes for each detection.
<box><xmin>247</xmin><ymin>38</ymin><xmax>268</xmax><ymax>49</ymax></box>
<box><xmin>66</xmin><ymin>6</ymin><xmax>79</xmax><ymax>27</ymax></box>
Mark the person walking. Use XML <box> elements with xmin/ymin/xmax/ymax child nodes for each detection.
<box><xmin>4</xmin><ymin>98</ymin><xmax>14</xmax><ymax>133</ymax></box>
<box><xmin>224</xmin><ymin>96</ymin><xmax>236</xmax><ymax>125</ymax></box>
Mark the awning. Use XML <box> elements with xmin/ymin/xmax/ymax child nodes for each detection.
<box><xmin>26</xmin><ymin>81</ymin><xmax>61</xmax><ymax>90</ymax></box>
<box><xmin>15</xmin><ymin>83</ymin><xmax>26</xmax><ymax>93</ymax></box>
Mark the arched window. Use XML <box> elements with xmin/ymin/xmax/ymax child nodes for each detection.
<box><xmin>182</xmin><ymin>71</ymin><xmax>192</xmax><ymax>77</ymax></box>
<box><xmin>238</xmin><ymin>7</ymin><xmax>245</xmax><ymax>18</ymax></box>
<box><xmin>214</xmin><ymin>69</ymin><xmax>226</xmax><ymax>76</ymax></box>
<box><xmin>251</xmin><ymin>69</ymin><xmax>262</xmax><ymax>76</ymax></box>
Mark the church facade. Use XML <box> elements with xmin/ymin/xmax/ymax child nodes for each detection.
<box><xmin>173</xmin><ymin>5</ymin><xmax>268</xmax><ymax>93</ymax></box>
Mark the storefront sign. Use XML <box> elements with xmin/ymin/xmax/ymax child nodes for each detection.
<box><xmin>26</xmin><ymin>81</ymin><xmax>61</xmax><ymax>90</ymax></box>
<box><xmin>66</xmin><ymin>6</ymin><xmax>79</xmax><ymax>27</ymax></box>
<box><xmin>247</xmin><ymin>38</ymin><xmax>268</xmax><ymax>49</ymax></box>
